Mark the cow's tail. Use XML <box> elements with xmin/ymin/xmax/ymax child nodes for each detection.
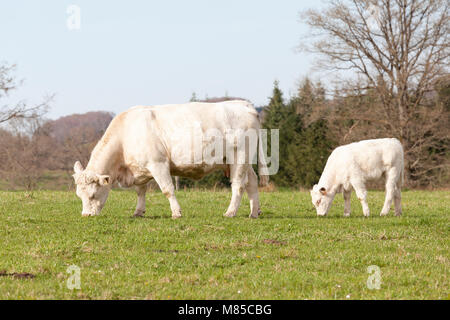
<box><xmin>400</xmin><ymin>146</ymin><xmax>405</xmax><ymax>188</ymax></box>
<box><xmin>257</xmin><ymin>128</ymin><xmax>269</xmax><ymax>186</ymax></box>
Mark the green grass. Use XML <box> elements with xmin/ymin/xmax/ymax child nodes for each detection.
<box><xmin>0</xmin><ymin>189</ymin><xmax>448</xmax><ymax>299</ymax></box>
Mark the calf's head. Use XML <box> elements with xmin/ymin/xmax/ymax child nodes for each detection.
<box><xmin>73</xmin><ymin>161</ymin><xmax>111</xmax><ymax>216</ymax></box>
<box><xmin>310</xmin><ymin>185</ymin><xmax>334</xmax><ymax>216</ymax></box>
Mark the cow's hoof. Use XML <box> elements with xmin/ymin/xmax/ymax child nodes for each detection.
<box><xmin>394</xmin><ymin>212</ymin><xmax>402</xmax><ymax>217</ymax></box>
<box><xmin>223</xmin><ymin>211</ymin><xmax>236</xmax><ymax>218</ymax></box>
<box><xmin>133</xmin><ymin>209</ymin><xmax>145</xmax><ymax>217</ymax></box>
<box><xmin>249</xmin><ymin>213</ymin><xmax>259</xmax><ymax>219</ymax></box>
<box><xmin>172</xmin><ymin>212</ymin><xmax>182</xmax><ymax>219</ymax></box>
<box><xmin>344</xmin><ymin>212</ymin><xmax>350</xmax><ymax>217</ymax></box>
<box><xmin>380</xmin><ymin>212</ymin><xmax>388</xmax><ymax>216</ymax></box>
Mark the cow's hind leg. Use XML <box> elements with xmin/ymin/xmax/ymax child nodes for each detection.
<box><xmin>148</xmin><ymin>162</ymin><xmax>182</xmax><ymax>219</ymax></box>
<box><xmin>224</xmin><ymin>164</ymin><xmax>249</xmax><ymax>218</ymax></box>
<box><xmin>133</xmin><ymin>183</ymin><xmax>148</xmax><ymax>217</ymax></box>
<box><xmin>246</xmin><ymin>167</ymin><xmax>260</xmax><ymax>219</ymax></box>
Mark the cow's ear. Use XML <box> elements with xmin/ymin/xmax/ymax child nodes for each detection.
<box><xmin>97</xmin><ymin>175</ymin><xmax>111</xmax><ymax>186</ymax></box>
<box><xmin>319</xmin><ymin>187</ymin><xmax>327</xmax><ymax>195</ymax></box>
<box><xmin>74</xmin><ymin>161</ymin><xmax>84</xmax><ymax>174</ymax></box>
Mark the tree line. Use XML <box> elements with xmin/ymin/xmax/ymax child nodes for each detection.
<box><xmin>0</xmin><ymin>70</ymin><xmax>448</xmax><ymax>190</ymax></box>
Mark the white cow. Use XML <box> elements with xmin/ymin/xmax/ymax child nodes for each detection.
<box><xmin>73</xmin><ymin>100</ymin><xmax>269</xmax><ymax>219</ymax></box>
<box><xmin>310</xmin><ymin>138</ymin><xmax>404</xmax><ymax>217</ymax></box>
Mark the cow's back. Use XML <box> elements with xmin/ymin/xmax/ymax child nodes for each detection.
<box><xmin>145</xmin><ymin>100</ymin><xmax>258</xmax><ymax>132</ymax></box>
<box><xmin>118</xmin><ymin>101</ymin><xmax>260</xmax><ymax>179</ymax></box>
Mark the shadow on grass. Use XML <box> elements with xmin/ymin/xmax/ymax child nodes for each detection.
<box><xmin>129</xmin><ymin>215</ymin><xmax>169</xmax><ymax>220</ymax></box>
<box><xmin>120</xmin><ymin>211</ymin><xmax>403</xmax><ymax>220</ymax></box>
<box><xmin>258</xmin><ymin>211</ymin><xmax>395</xmax><ymax>220</ymax></box>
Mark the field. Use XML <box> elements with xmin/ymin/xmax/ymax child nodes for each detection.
<box><xmin>0</xmin><ymin>189</ymin><xmax>448</xmax><ymax>299</ymax></box>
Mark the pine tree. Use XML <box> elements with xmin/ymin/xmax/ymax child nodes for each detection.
<box><xmin>297</xmin><ymin>119</ymin><xmax>333</xmax><ymax>187</ymax></box>
<box><xmin>297</xmin><ymin>80</ymin><xmax>334</xmax><ymax>187</ymax></box>
<box><xmin>262</xmin><ymin>80</ymin><xmax>304</xmax><ymax>186</ymax></box>
<box><xmin>281</xmin><ymin>99</ymin><xmax>304</xmax><ymax>185</ymax></box>
<box><xmin>295</xmin><ymin>78</ymin><xmax>314</xmax><ymax>115</ymax></box>
<box><xmin>262</xmin><ymin>80</ymin><xmax>286</xmax><ymax>130</ymax></box>
<box><xmin>282</xmin><ymin>78</ymin><xmax>334</xmax><ymax>187</ymax></box>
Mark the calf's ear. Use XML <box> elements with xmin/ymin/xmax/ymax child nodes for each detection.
<box><xmin>74</xmin><ymin>161</ymin><xmax>84</xmax><ymax>173</ymax></box>
<box><xmin>319</xmin><ymin>187</ymin><xmax>327</xmax><ymax>195</ymax></box>
<box><xmin>97</xmin><ymin>175</ymin><xmax>111</xmax><ymax>186</ymax></box>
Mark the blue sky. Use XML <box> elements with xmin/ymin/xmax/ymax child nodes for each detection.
<box><xmin>1</xmin><ymin>0</ymin><xmax>324</xmax><ymax>119</ymax></box>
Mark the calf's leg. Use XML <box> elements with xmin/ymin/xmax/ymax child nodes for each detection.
<box><xmin>224</xmin><ymin>164</ymin><xmax>249</xmax><ymax>218</ymax></box>
<box><xmin>381</xmin><ymin>167</ymin><xmax>401</xmax><ymax>216</ymax></box>
<box><xmin>245</xmin><ymin>167</ymin><xmax>260</xmax><ymax>219</ymax></box>
<box><xmin>343</xmin><ymin>189</ymin><xmax>351</xmax><ymax>217</ymax></box>
<box><xmin>352</xmin><ymin>181</ymin><xmax>370</xmax><ymax>217</ymax></box>
<box><xmin>394</xmin><ymin>180</ymin><xmax>402</xmax><ymax>216</ymax></box>
<box><xmin>148</xmin><ymin>162</ymin><xmax>182</xmax><ymax>219</ymax></box>
<box><xmin>133</xmin><ymin>183</ymin><xmax>148</xmax><ymax>217</ymax></box>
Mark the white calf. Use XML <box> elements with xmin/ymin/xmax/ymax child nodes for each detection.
<box><xmin>310</xmin><ymin>138</ymin><xmax>404</xmax><ymax>217</ymax></box>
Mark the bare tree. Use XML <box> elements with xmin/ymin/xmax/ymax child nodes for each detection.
<box><xmin>45</xmin><ymin>111</ymin><xmax>114</xmax><ymax>174</ymax></box>
<box><xmin>0</xmin><ymin>62</ymin><xmax>53</xmax><ymax>189</ymax></box>
<box><xmin>0</xmin><ymin>111</ymin><xmax>114</xmax><ymax>190</ymax></box>
<box><xmin>0</xmin><ymin>63</ymin><xmax>50</xmax><ymax>124</ymax></box>
<box><xmin>301</xmin><ymin>0</ymin><xmax>449</xmax><ymax>185</ymax></box>
<box><xmin>0</xmin><ymin>117</ymin><xmax>56</xmax><ymax>190</ymax></box>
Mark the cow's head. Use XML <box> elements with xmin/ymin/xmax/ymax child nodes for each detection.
<box><xmin>73</xmin><ymin>161</ymin><xmax>111</xmax><ymax>216</ymax></box>
<box><xmin>310</xmin><ymin>184</ymin><xmax>334</xmax><ymax>216</ymax></box>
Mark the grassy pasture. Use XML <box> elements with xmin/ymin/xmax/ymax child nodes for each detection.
<box><xmin>0</xmin><ymin>189</ymin><xmax>448</xmax><ymax>299</ymax></box>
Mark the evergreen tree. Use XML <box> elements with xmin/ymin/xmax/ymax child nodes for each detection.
<box><xmin>296</xmin><ymin>119</ymin><xmax>333</xmax><ymax>187</ymax></box>
<box><xmin>295</xmin><ymin>80</ymin><xmax>334</xmax><ymax>187</ymax></box>
<box><xmin>262</xmin><ymin>80</ymin><xmax>286</xmax><ymax>129</ymax></box>
<box><xmin>262</xmin><ymin>80</ymin><xmax>304</xmax><ymax>186</ymax></box>
<box><xmin>295</xmin><ymin>78</ymin><xmax>314</xmax><ymax>115</ymax></box>
<box><xmin>281</xmin><ymin>99</ymin><xmax>304</xmax><ymax>185</ymax></box>
<box><xmin>279</xmin><ymin>78</ymin><xmax>334</xmax><ymax>187</ymax></box>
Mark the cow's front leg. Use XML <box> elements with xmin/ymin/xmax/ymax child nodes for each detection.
<box><xmin>149</xmin><ymin>162</ymin><xmax>182</xmax><ymax>219</ymax></box>
<box><xmin>343</xmin><ymin>189</ymin><xmax>351</xmax><ymax>217</ymax></box>
<box><xmin>133</xmin><ymin>184</ymin><xmax>148</xmax><ymax>217</ymax></box>
<box><xmin>224</xmin><ymin>164</ymin><xmax>248</xmax><ymax>218</ymax></box>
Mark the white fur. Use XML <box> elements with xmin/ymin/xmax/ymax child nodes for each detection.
<box><xmin>310</xmin><ymin>138</ymin><xmax>404</xmax><ymax>217</ymax></box>
<box><xmin>73</xmin><ymin>100</ymin><xmax>269</xmax><ymax>218</ymax></box>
